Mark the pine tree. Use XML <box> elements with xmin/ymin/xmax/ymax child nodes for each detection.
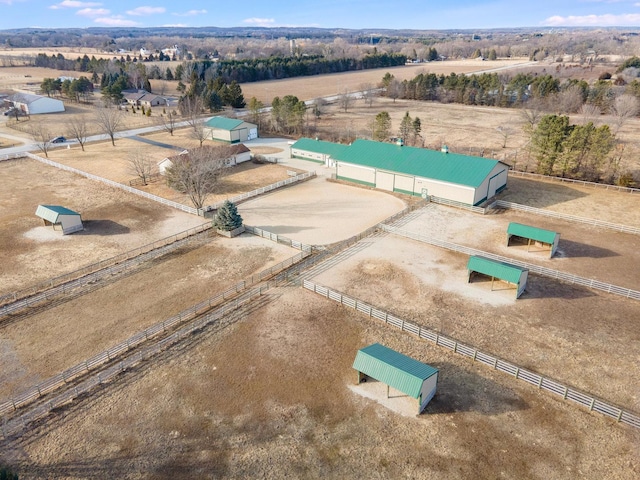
<box><xmin>213</xmin><ymin>200</ymin><xmax>243</xmax><ymax>231</ymax></box>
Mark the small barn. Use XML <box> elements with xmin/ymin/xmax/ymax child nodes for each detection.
<box><xmin>467</xmin><ymin>255</ymin><xmax>528</xmax><ymax>299</ymax></box>
<box><xmin>290</xmin><ymin>137</ymin><xmax>349</xmax><ymax>167</ymax></box>
<box><xmin>9</xmin><ymin>93</ymin><xmax>65</xmax><ymax>115</ymax></box>
<box><xmin>507</xmin><ymin>222</ymin><xmax>560</xmax><ymax>258</ymax></box>
<box><xmin>353</xmin><ymin>343</ymin><xmax>439</xmax><ymax>414</ymax></box>
<box><xmin>35</xmin><ymin>205</ymin><xmax>83</xmax><ymax>234</ymax></box>
<box><xmin>204</xmin><ymin>116</ymin><xmax>258</xmax><ymax>143</ymax></box>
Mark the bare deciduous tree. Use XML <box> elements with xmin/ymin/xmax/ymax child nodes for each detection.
<box><xmin>359</xmin><ymin>82</ymin><xmax>375</xmax><ymax>107</ymax></box>
<box><xmin>555</xmin><ymin>85</ymin><xmax>584</xmax><ymax>114</ymax></box>
<box><xmin>610</xmin><ymin>93</ymin><xmax>639</xmax><ymax>134</ymax></box>
<box><xmin>496</xmin><ymin>125</ymin><xmax>515</xmax><ymax>148</ymax></box>
<box><xmin>386</xmin><ymin>79</ymin><xmax>402</xmax><ymax>103</ymax></box>
<box><xmin>95</xmin><ymin>106</ymin><xmax>124</xmax><ymax>146</ymax></box>
<box><xmin>159</xmin><ymin>110</ymin><xmax>178</xmax><ymax>136</ymax></box>
<box><xmin>578</xmin><ymin>103</ymin><xmax>602</xmax><ymax>125</ymax></box>
<box><xmin>338</xmin><ymin>90</ymin><xmax>353</xmax><ymax>112</ymax></box>
<box><xmin>128</xmin><ymin>151</ymin><xmax>156</xmax><ymax>185</ymax></box>
<box><xmin>29</xmin><ymin>124</ymin><xmax>52</xmax><ymax>158</ymax></box>
<box><xmin>181</xmin><ymin>96</ymin><xmax>208</xmax><ymax>146</ymax></box>
<box><xmin>165</xmin><ymin>145</ymin><xmax>233</xmax><ymax>209</ymax></box>
<box><xmin>67</xmin><ymin>117</ymin><xmax>89</xmax><ymax>151</ymax></box>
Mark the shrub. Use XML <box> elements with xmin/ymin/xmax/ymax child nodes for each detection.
<box><xmin>213</xmin><ymin>200</ymin><xmax>243</xmax><ymax>231</ymax></box>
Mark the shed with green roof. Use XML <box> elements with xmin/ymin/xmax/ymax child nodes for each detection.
<box><xmin>290</xmin><ymin>137</ymin><xmax>349</xmax><ymax>166</ymax></box>
<box><xmin>353</xmin><ymin>343</ymin><xmax>439</xmax><ymax>414</ymax></box>
<box><xmin>35</xmin><ymin>205</ymin><xmax>83</xmax><ymax>235</ymax></box>
<box><xmin>204</xmin><ymin>116</ymin><xmax>257</xmax><ymax>143</ymax></box>
<box><xmin>507</xmin><ymin>222</ymin><xmax>560</xmax><ymax>258</ymax></box>
<box><xmin>333</xmin><ymin>139</ymin><xmax>508</xmax><ymax>205</ymax></box>
<box><xmin>467</xmin><ymin>255</ymin><xmax>528</xmax><ymax>298</ymax></box>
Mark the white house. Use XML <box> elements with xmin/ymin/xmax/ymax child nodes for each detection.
<box><xmin>158</xmin><ymin>145</ymin><xmax>251</xmax><ymax>175</ymax></box>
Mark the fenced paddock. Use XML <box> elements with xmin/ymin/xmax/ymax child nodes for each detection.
<box><xmin>0</xmin><ymin>247</ymin><xmax>311</xmax><ymax>431</ymax></box>
<box><xmin>302</xmin><ymin>279</ymin><xmax>640</xmax><ymax>430</ymax></box>
<box><xmin>0</xmin><ymin>222</ymin><xmax>213</xmax><ymax>310</ymax></box>
<box><xmin>508</xmin><ymin>170</ymin><xmax>640</xmax><ymax>194</ymax></box>
<box><xmin>489</xmin><ymin>200</ymin><xmax>640</xmax><ymax>236</ymax></box>
<box><xmin>381</xmin><ymin>225</ymin><xmax>640</xmax><ymax>301</ymax></box>
<box><xmin>0</xmin><ymin>283</ymin><xmax>271</xmax><ymax>439</ymax></box>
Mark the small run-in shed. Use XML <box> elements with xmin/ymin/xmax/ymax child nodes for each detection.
<box><xmin>507</xmin><ymin>222</ymin><xmax>560</xmax><ymax>258</ymax></box>
<box><xmin>467</xmin><ymin>255</ymin><xmax>528</xmax><ymax>299</ymax></box>
<box><xmin>35</xmin><ymin>205</ymin><xmax>83</xmax><ymax>234</ymax></box>
<box><xmin>353</xmin><ymin>343</ymin><xmax>439</xmax><ymax>414</ymax></box>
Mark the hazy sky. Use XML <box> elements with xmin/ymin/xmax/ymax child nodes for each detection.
<box><xmin>1</xmin><ymin>0</ymin><xmax>640</xmax><ymax>30</ymax></box>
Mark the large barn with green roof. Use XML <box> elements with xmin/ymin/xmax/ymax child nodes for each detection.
<box><xmin>291</xmin><ymin>138</ymin><xmax>509</xmax><ymax>206</ymax></box>
<box><xmin>335</xmin><ymin>139</ymin><xmax>508</xmax><ymax>205</ymax></box>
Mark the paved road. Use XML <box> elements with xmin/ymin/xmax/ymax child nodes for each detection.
<box><xmin>129</xmin><ymin>135</ymin><xmax>185</xmax><ymax>151</ymax></box>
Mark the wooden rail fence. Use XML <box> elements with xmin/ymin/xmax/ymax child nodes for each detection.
<box><xmin>508</xmin><ymin>170</ymin><xmax>640</xmax><ymax>194</ymax></box>
<box><xmin>301</xmin><ymin>280</ymin><xmax>640</xmax><ymax>429</ymax></box>
<box><xmin>0</xmin><ymin>248</ymin><xmax>312</xmax><ymax>430</ymax></box>
<box><xmin>489</xmin><ymin>200</ymin><xmax>640</xmax><ymax>235</ymax></box>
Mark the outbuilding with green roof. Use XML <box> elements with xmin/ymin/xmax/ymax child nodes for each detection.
<box><xmin>333</xmin><ymin>139</ymin><xmax>508</xmax><ymax>206</ymax></box>
<box><xmin>353</xmin><ymin>343</ymin><xmax>439</xmax><ymax>414</ymax></box>
<box><xmin>204</xmin><ymin>116</ymin><xmax>258</xmax><ymax>143</ymax></box>
<box><xmin>35</xmin><ymin>205</ymin><xmax>83</xmax><ymax>235</ymax></box>
<box><xmin>467</xmin><ymin>255</ymin><xmax>528</xmax><ymax>298</ymax></box>
<box><xmin>507</xmin><ymin>222</ymin><xmax>560</xmax><ymax>258</ymax></box>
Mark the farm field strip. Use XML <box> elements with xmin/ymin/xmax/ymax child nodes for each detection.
<box><xmin>302</xmin><ymin>279</ymin><xmax>640</xmax><ymax>429</ymax></box>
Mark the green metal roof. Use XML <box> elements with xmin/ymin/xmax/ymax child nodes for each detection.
<box><xmin>291</xmin><ymin>137</ymin><xmax>350</xmax><ymax>158</ymax></box>
<box><xmin>507</xmin><ymin>222</ymin><xmax>558</xmax><ymax>245</ymax></box>
<box><xmin>335</xmin><ymin>139</ymin><xmax>504</xmax><ymax>188</ymax></box>
<box><xmin>467</xmin><ymin>255</ymin><xmax>527</xmax><ymax>284</ymax></box>
<box><xmin>35</xmin><ymin>205</ymin><xmax>81</xmax><ymax>223</ymax></box>
<box><xmin>353</xmin><ymin>343</ymin><xmax>438</xmax><ymax>399</ymax></box>
<box><xmin>204</xmin><ymin>116</ymin><xmax>245</xmax><ymax>130</ymax></box>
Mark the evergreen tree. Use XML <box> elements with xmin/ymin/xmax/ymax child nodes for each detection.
<box><xmin>373</xmin><ymin>111</ymin><xmax>391</xmax><ymax>141</ymax></box>
<box><xmin>398</xmin><ymin>111</ymin><xmax>412</xmax><ymax>143</ymax></box>
<box><xmin>213</xmin><ymin>200</ymin><xmax>243</xmax><ymax>231</ymax></box>
<box><xmin>165</xmin><ymin>67</ymin><xmax>174</xmax><ymax>81</ymax></box>
<box><xmin>412</xmin><ymin>117</ymin><xmax>422</xmax><ymax>145</ymax></box>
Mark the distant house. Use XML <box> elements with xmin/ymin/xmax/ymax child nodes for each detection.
<box><xmin>9</xmin><ymin>93</ymin><xmax>64</xmax><ymax>115</ymax></box>
<box><xmin>158</xmin><ymin>144</ymin><xmax>251</xmax><ymax>175</ymax></box>
<box><xmin>204</xmin><ymin>116</ymin><xmax>258</xmax><ymax>143</ymax></box>
<box><xmin>123</xmin><ymin>90</ymin><xmax>167</xmax><ymax>108</ymax></box>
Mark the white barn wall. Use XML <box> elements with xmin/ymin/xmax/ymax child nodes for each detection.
<box><xmin>376</xmin><ymin>171</ymin><xmax>394</xmax><ymax>191</ymax></box>
<box><xmin>474</xmin><ymin>164</ymin><xmax>509</xmax><ymax>205</ymax></box>
<box><xmin>415</xmin><ymin>177</ymin><xmax>476</xmax><ymax>204</ymax></box>
<box><xmin>393</xmin><ymin>174</ymin><xmax>414</xmax><ymax>194</ymax></box>
<box><xmin>337</xmin><ymin>163</ymin><xmax>376</xmax><ymax>186</ymax></box>
<box><xmin>419</xmin><ymin>374</ymin><xmax>438</xmax><ymax>413</ymax></box>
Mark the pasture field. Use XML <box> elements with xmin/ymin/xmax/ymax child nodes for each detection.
<box><xmin>0</xmin><ymin>234</ymin><xmax>296</xmax><ymax>400</ymax></box>
<box><xmin>3</xmin><ymin>286</ymin><xmax>637</xmax><ymax>479</ymax></box>
<box><xmin>0</xmin><ymin>157</ymin><xmax>206</xmax><ymax>295</ymax></box>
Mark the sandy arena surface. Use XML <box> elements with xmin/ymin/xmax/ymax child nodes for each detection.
<box><xmin>238</xmin><ymin>177</ymin><xmax>407</xmax><ymax>245</ymax></box>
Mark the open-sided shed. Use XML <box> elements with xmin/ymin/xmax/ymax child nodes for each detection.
<box><xmin>35</xmin><ymin>205</ymin><xmax>83</xmax><ymax>234</ymax></box>
<box><xmin>507</xmin><ymin>222</ymin><xmax>560</xmax><ymax>258</ymax></box>
<box><xmin>353</xmin><ymin>343</ymin><xmax>438</xmax><ymax>414</ymax></box>
<box><xmin>467</xmin><ymin>255</ymin><xmax>528</xmax><ymax>298</ymax></box>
